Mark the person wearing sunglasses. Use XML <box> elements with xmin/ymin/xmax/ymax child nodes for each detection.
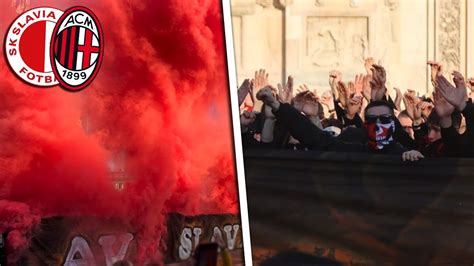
<box><xmin>256</xmin><ymin>86</ymin><xmax>424</xmax><ymax>161</ymax></box>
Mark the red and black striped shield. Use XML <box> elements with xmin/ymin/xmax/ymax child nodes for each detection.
<box><xmin>54</xmin><ymin>26</ymin><xmax>100</xmax><ymax>71</ymax></box>
<box><xmin>50</xmin><ymin>6</ymin><xmax>104</xmax><ymax>92</ymax></box>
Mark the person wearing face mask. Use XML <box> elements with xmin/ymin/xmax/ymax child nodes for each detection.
<box><xmin>411</xmin><ymin>111</ymin><xmax>446</xmax><ymax>157</ymax></box>
<box><xmin>256</xmin><ymin>86</ymin><xmax>424</xmax><ymax>161</ymax></box>
<box><xmin>363</xmin><ymin>103</ymin><xmax>397</xmax><ymax>151</ymax></box>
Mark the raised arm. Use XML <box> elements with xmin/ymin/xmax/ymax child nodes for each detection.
<box><xmin>256</xmin><ymin>86</ymin><xmax>366</xmax><ymax>152</ymax></box>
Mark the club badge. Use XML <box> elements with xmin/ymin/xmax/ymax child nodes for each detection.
<box><xmin>5</xmin><ymin>7</ymin><xmax>63</xmax><ymax>87</ymax></box>
<box><xmin>4</xmin><ymin>6</ymin><xmax>103</xmax><ymax>92</ymax></box>
<box><xmin>50</xmin><ymin>6</ymin><xmax>104</xmax><ymax>92</ymax></box>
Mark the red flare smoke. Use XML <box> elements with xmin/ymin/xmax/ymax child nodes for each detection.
<box><xmin>0</xmin><ymin>0</ymin><xmax>238</xmax><ymax>263</ymax></box>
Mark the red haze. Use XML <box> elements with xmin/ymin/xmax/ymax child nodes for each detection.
<box><xmin>0</xmin><ymin>0</ymin><xmax>238</xmax><ymax>263</ymax></box>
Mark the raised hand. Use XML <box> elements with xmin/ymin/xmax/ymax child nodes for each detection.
<box><xmin>329</xmin><ymin>70</ymin><xmax>342</xmax><ymax>97</ymax></box>
<box><xmin>302</xmin><ymin>101</ymin><xmax>319</xmax><ymax>117</ymax></box>
<box><xmin>347</xmin><ymin>81</ymin><xmax>356</xmax><ymax>96</ymax></box>
<box><xmin>361</xmin><ymin>74</ymin><xmax>372</xmax><ymax>102</ymax></box>
<box><xmin>436</xmin><ymin>72</ymin><xmax>467</xmax><ymax>111</ymax></box>
<box><xmin>364</xmin><ymin>57</ymin><xmax>375</xmax><ymax>76</ymax></box>
<box><xmin>336</xmin><ymin>81</ymin><xmax>349</xmax><ymax>107</ymax></box>
<box><xmin>320</xmin><ymin>90</ymin><xmax>335</xmax><ymax>110</ymax></box>
<box><xmin>393</xmin><ymin>87</ymin><xmax>402</xmax><ymax>111</ymax></box>
<box><xmin>403</xmin><ymin>90</ymin><xmax>422</xmax><ymax>122</ymax></box>
<box><xmin>256</xmin><ymin>85</ymin><xmax>280</xmax><ymax>111</ymax></box>
<box><xmin>297</xmin><ymin>84</ymin><xmax>309</xmax><ymax>94</ymax></box>
<box><xmin>427</xmin><ymin>61</ymin><xmax>442</xmax><ymax>86</ymax></box>
<box><xmin>419</xmin><ymin>101</ymin><xmax>434</xmax><ymax>120</ymax></box>
<box><xmin>277</xmin><ymin>75</ymin><xmax>294</xmax><ymax>104</ymax></box>
<box><xmin>433</xmin><ymin>89</ymin><xmax>455</xmax><ymax>118</ymax></box>
<box><xmin>452</xmin><ymin>70</ymin><xmax>466</xmax><ymax>89</ymax></box>
<box><xmin>296</xmin><ymin>84</ymin><xmax>318</xmax><ymax>96</ymax></box>
<box><xmin>238</xmin><ymin>79</ymin><xmax>252</xmax><ymax>106</ymax></box>
<box><xmin>369</xmin><ymin>64</ymin><xmax>387</xmax><ymax>101</ymax></box>
<box><xmin>353</xmin><ymin>74</ymin><xmax>364</xmax><ymax>96</ymax></box>
<box><xmin>346</xmin><ymin>94</ymin><xmax>363</xmax><ymax>119</ymax></box>
<box><xmin>254</xmin><ymin>69</ymin><xmax>269</xmax><ymax>92</ymax></box>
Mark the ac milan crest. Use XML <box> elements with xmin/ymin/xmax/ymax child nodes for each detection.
<box><xmin>50</xmin><ymin>6</ymin><xmax>104</xmax><ymax>92</ymax></box>
<box><xmin>4</xmin><ymin>6</ymin><xmax>103</xmax><ymax>92</ymax></box>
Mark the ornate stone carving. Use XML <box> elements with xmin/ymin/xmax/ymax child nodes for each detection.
<box><xmin>309</xmin><ymin>30</ymin><xmax>340</xmax><ymax>67</ymax></box>
<box><xmin>307</xmin><ymin>17</ymin><xmax>368</xmax><ymax>67</ymax></box>
<box><xmin>438</xmin><ymin>0</ymin><xmax>461</xmax><ymax>72</ymax></box>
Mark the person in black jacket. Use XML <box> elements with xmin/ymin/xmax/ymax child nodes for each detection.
<box><xmin>256</xmin><ymin>86</ymin><xmax>424</xmax><ymax>161</ymax></box>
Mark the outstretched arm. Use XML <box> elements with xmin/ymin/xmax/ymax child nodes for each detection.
<box><xmin>256</xmin><ymin>86</ymin><xmax>366</xmax><ymax>152</ymax></box>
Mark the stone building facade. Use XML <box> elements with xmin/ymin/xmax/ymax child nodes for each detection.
<box><xmin>231</xmin><ymin>0</ymin><xmax>474</xmax><ymax>99</ymax></box>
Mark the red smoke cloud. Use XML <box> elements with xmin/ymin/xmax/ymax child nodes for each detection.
<box><xmin>0</xmin><ymin>200</ymin><xmax>39</xmax><ymax>263</ymax></box>
<box><xmin>0</xmin><ymin>0</ymin><xmax>238</xmax><ymax>263</ymax></box>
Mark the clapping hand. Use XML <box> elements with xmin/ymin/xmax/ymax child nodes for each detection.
<box><xmin>436</xmin><ymin>71</ymin><xmax>467</xmax><ymax>111</ymax></box>
<box><xmin>433</xmin><ymin>88</ymin><xmax>455</xmax><ymax>118</ymax></box>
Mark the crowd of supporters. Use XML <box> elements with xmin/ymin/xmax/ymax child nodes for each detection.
<box><xmin>238</xmin><ymin>59</ymin><xmax>474</xmax><ymax>161</ymax></box>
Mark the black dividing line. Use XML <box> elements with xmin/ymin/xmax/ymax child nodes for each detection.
<box><xmin>63</xmin><ymin>27</ymin><xmax>71</xmax><ymax>68</ymax></box>
<box><xmin>56</xmin><ymin>32</ymin><xmax>62</xmax><ymax>63</ymax></box>
<box><xmin>72</xmin><ymin>26</ymin><xmax>80</xmax><ymax>70</ymax></box>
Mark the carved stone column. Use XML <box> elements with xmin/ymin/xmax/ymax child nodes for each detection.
<box><xmin>436</xmin><ymin>0</ymin><xmax>461</xmax><ymax>76</ymax></box>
